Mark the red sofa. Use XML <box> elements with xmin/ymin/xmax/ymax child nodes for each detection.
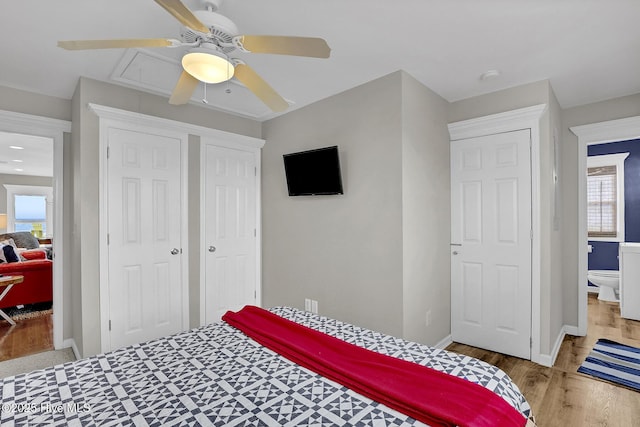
<box><xmin>0</xmin><ymin>251</ymin><xmax>52</xmax><ymax>309</ymax></box>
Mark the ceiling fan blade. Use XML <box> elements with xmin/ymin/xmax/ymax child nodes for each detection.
<box><xmin>58</xmin><ymin>39</ymin><xmax>174</xmax><ymax>50</ymax></box>
<box><xmin>169</xmin><ymin>70</ymin><xmax>200</xmax><ymax>105</ymax></box>
<box><xmin>237</xmin><ymin>36</ymin><xmax>331</xmax><ymax>58</ymax></box>
<box><xmin>234</xmin><ymin>64</ymin><xmax>289</xmax><ymax>112</ymax></box>
<box><xmin>154</xmin><ymin>0</ymin><xmax>209</xmax><ymax>33</ymax></box>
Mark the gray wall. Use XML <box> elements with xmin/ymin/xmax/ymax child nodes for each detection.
<box><xmin>71</xmin><ymin>77</ymin><xmax>261</xmax><ymax>356</ymax></box>
<box><xmin>262</xmin><ymin>71</ymin><xmax>452</xmax><ymax>345</ymax></box>
<box><xmin>70</xmin><ymin>82</ymin><xmax>83</xmax><ymax>354</ymax></box>
<box><xmin>0</xmin><ymin>86</ymin><xmax>71</xmax><ymax>122</ymax></box>
<box><xmin>400</xmin><ymin>73</ymin><xmax>451</xmax><ymax>344</ymax></box>
<box><xmin>187</xmin><ymin>134</ymin><xmax>201</xmax><ymax>329</ymax></box>
<box><xmin>448</xmin><ymin>80</ymin><xmax>550</xmax><ymax>123</ymax></box>
<box><xmin>547</xmin><ymin>85</ymin><xmax>564</xmax><ymax>354</ymax></box>
<box><xmin>561</xmin><ymin>92</ymin><xmax>640</xmax><ymax>326</ymax></box>
<box><xmin>262</xmin><ymin>72</ymin><xmax>405</xmax><ymax>337</ymax></box>
<box><xmin>62</xmin><ymin>132</ymin><xmax>73</xmax><ymax>345</ymax></box>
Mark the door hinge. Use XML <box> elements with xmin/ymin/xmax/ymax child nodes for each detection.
<box><xmin>530</xmin><ymin>229</ymin><xmax>533</xmax><ymax>240</ymax></box>
<box><xmin>107</xmin><ymin>146</ymin><xmax>110</xmax><ymax>159</ymax></box>
<box><xmin>254</xmin><ymin>167</ymin><xmax>257</xmax><ymax>176</ymax></box>
<box><xmin>530</xmin><ymin>337</ymin><xmax>533</xmax><ymax>348</ymax></box>
<box><xmin>107</xmin><ymin>233</ymin><xmax>110</xmax><ymax>245</ymax></box>
<box><xmin>254</xmin><ymin>228</ymin><xmax>256</xmax><ymax>237</ymax></box>
<box><xmin>109</xmin><ymin>320</ymin><xmax>112</xmax><ymax>331</ymax></box>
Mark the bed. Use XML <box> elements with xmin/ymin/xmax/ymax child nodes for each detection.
<box><xmin>0</xmin><ymin>307</ymin><xmax>533</xmax><ymax>426</ymax></box>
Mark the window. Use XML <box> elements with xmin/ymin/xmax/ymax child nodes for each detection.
<box><xmin>587</xmin><ymin>165</ymin><xmax>616</xmax><ymax>237</ymax></box>
<box><xmin>586</xmin><ymin>153</ymin><xmax>629</xmax><ymax>241</ymax></box>
<box><xmin>3</xmin><ymin>184</ymin><xmax>54</xmax><ymax>238</ymax></box>
<box><xmin>14</xmin><ymin>195</ymin><xmax>47</xmax><ymax>236</ymax></box>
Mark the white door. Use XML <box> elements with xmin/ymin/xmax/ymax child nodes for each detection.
<box><xmin>203</xmin><ymin>144</ymin><xmax>258</xmax><ymax>323</ymax></box>
<box><xmin>450</xmin><ymin>129</ymin><xmax>532</xmax><ymax>359</ymax></box>
<box><xmin>107</xmin><ymin>127</ymin><xmax>184</xmax><ymax>350</ymax></box>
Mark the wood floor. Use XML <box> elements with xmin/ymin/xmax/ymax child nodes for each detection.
<box><xmin>0</xmin><ymin>313</ymin><xmax>53</xmax><ymax>362</ymax></box>
<box><xmin>447</xmin><ymin>293</ymin><xmax>640</xmax><ymax>427</ymax></box>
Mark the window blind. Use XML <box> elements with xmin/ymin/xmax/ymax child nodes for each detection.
<box><xmin>587</xmin><ymin>165</ymin><xmax>617</xmax><ymax>238</ymax></box>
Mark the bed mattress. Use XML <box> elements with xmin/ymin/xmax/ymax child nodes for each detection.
<box><xmin>0</xmin><ymin>307</ymin><xmax>531</xmax><ymax>426</ymax></box>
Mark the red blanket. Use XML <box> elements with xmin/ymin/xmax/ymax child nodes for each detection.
<box><xmin>223</xmin><ymin>306</ymin><xmax>527</xmax><ymax>427</ymax></box>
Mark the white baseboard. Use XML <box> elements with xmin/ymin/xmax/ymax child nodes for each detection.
<box><xmin>564</xmin><ymin>325</ymin><xmax>580</xmax><ymax>336</ymax></box>
<box><xmin>536</xmin><ymin>325</ymin><xmax>576</xmax><ymax>367</ymax></box>
<box><xmin>434</xmin><ymin>334</ymin><xmax>453</xmax><ymax>349</ymax></box>
<box><xmin>61</xmin><ymin>338</ymin><xmax>81</xmax><ymax>360</ymax></box>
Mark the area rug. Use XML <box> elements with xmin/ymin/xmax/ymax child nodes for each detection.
<box><xmin>577</xmin><ymin>338</ymin><xmax>640</xmax><ymax>391</ymax></box>
<box><xmin>0</xmin><ymin>348</ymin><xmax>76</xmax><ymax>378</ymax></box>
<box><xmin>0</xmin><ymin>302</ymin><xmax>52</xmax><ymax>324</ymax></box>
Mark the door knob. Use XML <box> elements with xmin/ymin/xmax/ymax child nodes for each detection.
<box><xmin>208</xmin><ymin>246</ymin><xmax>216</xmax><ymax>253</ymax></box>
<box><xmin>452</xmin><ymin>251</ymin><xmax>459</xmax><ymax>255</ymax></box>
<box><xmin>170</xmin><ymin>248</ymin><xmax>180</xmax><ymax>255</ymax></box>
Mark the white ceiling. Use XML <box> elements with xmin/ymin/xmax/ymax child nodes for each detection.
<box><xmin>6</xmin><ymin>0</ymin><xmax>640</xmax><ymax>176</ymax></box>
<box><xmin>1</xmin><ymin>0</ymin><xmax>640</xmax><ymax>121</ymax></box>
<box><xmin>0</xmin><ymin>132</ymin><xmax>53</xmax><ymax>177</ymax></box>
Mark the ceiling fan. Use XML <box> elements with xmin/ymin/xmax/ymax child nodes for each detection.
<box><xmin>58</xmin><ymin>0</ymin><xmax>331</xmax><ymax>112</ymax></box>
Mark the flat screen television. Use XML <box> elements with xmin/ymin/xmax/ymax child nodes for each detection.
<box><xmin>283</xmin><ymin>146</ymin><xmax>344</xmax><ymax>196</ymax></box>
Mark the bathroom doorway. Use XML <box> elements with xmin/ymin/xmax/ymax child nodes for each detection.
<box><xmin>572</xmin><ymin>116</ymin><xmax>640</xmax><ymax>335</ymax></box>
<box><xmin>586</xmin><ymin>146</ymin><xmax>631</xmax><ymax>303</ymax></box>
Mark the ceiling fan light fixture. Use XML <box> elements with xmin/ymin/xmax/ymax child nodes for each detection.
<box><xmin>182</xmin><ymin>50</ymin><xmax>234</xmax><ymax>84</ymax></box>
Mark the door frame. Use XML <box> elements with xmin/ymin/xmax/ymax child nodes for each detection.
<box><xmin>448</xmin><ymin>104</ymin><xmax>547</xmax><ymax>364</ymax></box>
<box><xmin>570</xmin><ymin>115</ymin><xmax>640</xmax><ymax>336</ymax></box>
<box><xmin>0</xmin><ymin>109</ymin><xmax>69</xmax><ymax>351</ymax></box>
<box><xmin>92</xmin><ymin>104</ymin><xmax>189</xmax><ymax>353</ymax></box>
<box><xmin>199</xmin><ymin>136</ymin><xmax>264</xmax><ymax>326</ymax></box>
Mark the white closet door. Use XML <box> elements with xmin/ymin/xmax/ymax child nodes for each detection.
<box><xmin>107</xmin><ymin>127</ymin><xmax>184</xmax><ymax>350</ymax></box>
<box><xmin>451</xmin><ymin>129</ymin><xmax>532</xmax><ymax>359</ymax></box>
<box><xmin>203</xmin><ymin>144</ymin><xmax>258</xmax><ymax>323</ymax></box>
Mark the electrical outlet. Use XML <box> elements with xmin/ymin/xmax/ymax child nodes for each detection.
<box><xmin>311</xmin><ymin>299</ymin><xmax>318</xmax><ymax>314</ymax></box>
<box><xmin>305</xmin><ymin>298</ymin><xmax>312</xmax><ymax>312</ymax></box>
<box><xmin>426</xmin><ymin>310</ymin><xmax>432</xmax><ymax>327</ymax></box>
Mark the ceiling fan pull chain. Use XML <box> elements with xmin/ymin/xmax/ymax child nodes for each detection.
<box><xmin>225</xmin><ymin>59</ymin><xmax>232</xmax><ymax>93</ymax></box>
<box><xmin>202</xmin><ymin>82</ymin><xmax>209</xmax><ymax>104</ymax></box>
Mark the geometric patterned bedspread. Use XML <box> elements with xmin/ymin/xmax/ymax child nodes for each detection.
<box><xmin>0</xmin><ymin>307</ymin><xmax>531</xmax><ymax>426</ymax></box>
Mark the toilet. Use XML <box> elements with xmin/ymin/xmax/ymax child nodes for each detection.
<box><xmin>587</xmin><ymin>270</ymin><xmax>619</xmax><ymax>302</ymax></box>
